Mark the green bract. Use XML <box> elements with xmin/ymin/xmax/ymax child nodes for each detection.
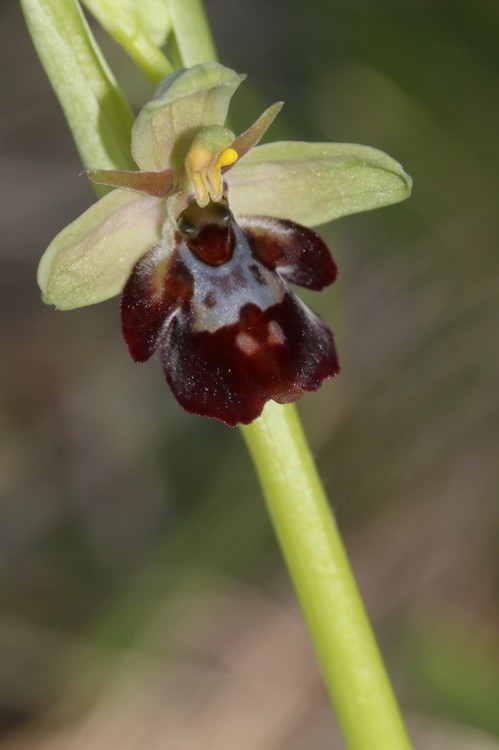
<box><xmin>81</xmin><ymin>0</ymin><xmax>173</xmax><ymax>83</ymax></box>
<box><xmin>38</xmin><ymin>62</ymin><xmax>412</xmax><ymax>310</ymax></box>
<box><xmin>82</xmin><ymin>0</ymin><xmax>171</xmax><ymax>48</ymax></box>
<box><xmin>20</xmin><ymin>0</ymin><xmax>136</xmax><ymax>175</ymax></box>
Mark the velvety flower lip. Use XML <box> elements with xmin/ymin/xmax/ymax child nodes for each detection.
<box><xmin>38</xmin><ymin>62</ymin><xmax>412</xmax><ymax>424</ymax></box>
<box><xmin>121</xmin><ymin>199</ymin><xmax>339</xmax><ymax>425</ymax></box>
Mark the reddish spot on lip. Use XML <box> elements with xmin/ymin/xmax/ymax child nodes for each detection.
<box><xmin>162</xmin><ymin>295</ymin><xmax>339</xmax><ymax>426</ymax></box>
<box><xmin>187</xmin><ymin>224</ymin><xmax>236</xmax><ymax>266</ymax></box>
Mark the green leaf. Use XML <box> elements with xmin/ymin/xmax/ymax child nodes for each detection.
<box><xmin>227</xmin><ymin>142</ymin><xmax>412</xmax><ymax>227</ymax></box>
<box><xmin>81</xmin><ymin>0</ymin><xmax>173</xmax><ymax>85</ymax></box>
<box><xmin>20</xmin><ymin>0</ymin><xmax>136</xmax><ymax>173</ymax></box>
<box><xmin>131</xmin><ymin>62</ymin><xmax>245</xmax><ymax>172</ymax></box>
<box><xmin>38</xmin><ymin>189</ymin><xmax>168</xmax><ymax>309</ymax></box>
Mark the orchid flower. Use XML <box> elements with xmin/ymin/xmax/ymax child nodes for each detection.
<box><xmin>39</xmin><ymin>62</ymin><xmax>411</xmax><ymax>426</ymax></box>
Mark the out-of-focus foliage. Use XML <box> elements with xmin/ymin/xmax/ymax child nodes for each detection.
<box><xmin>0</xmin><ymin>0</ymin><xmax>497</xmax><ymax>747</ymax></box>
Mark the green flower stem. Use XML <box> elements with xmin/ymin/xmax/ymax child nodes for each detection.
<box><xmin>241</xmin><ymin>401</ymin><xmax>413</xmax><ymax>750</ymax></box>
<box><xmin>167</xmin><ymin>0</ymin><xmax>218</xmax><ymax>66</ymax></box>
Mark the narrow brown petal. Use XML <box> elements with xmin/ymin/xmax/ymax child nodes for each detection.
<box><xmin>88</xmin><ymin>168</ymin><xmax>175</xmax><ymax>197</ymax></box>
<box><xmin>239</xmin><ymin>215</ymin><xmax>337</xmax><ymax>290</ymax></box>
<box><xmin>227</xmin><ymin>102</ymin><xmax>283</xmax><ymax>166</ymax></box>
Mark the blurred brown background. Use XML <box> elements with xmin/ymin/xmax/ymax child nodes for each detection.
<box><xmin>1</xmin><ymin>0</ymin><xmax>498</xmax><ymax>747</ymax></box>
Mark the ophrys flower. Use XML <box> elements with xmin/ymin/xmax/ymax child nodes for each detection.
<box><xmin>38</xmin><ymin>63</ymin><xmax>411</xmax><ymax>425</ymax></box>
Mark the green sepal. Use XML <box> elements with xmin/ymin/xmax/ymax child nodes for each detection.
<box><xmin>20</xmin><ymin>0</ymin><xmax>136</xmax><ymax>175</ymax></box>
<box><xmin>38</xmin><ymin>189</ymin><xmax>168</xmax><ymax>309</ymax></box>
<box><xmin>131</xmin><ymin>62</ymin><xmax>245</xmax><ymax>173</ymax></box>
<box><xmin>227</xmin><ymin>141</ymin><xmax>412</xmax><ymax>227</ymax></box>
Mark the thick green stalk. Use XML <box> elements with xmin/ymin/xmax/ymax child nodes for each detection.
<box><xmin>241</xmin><ymin>402</ymin><xmax>413</xmax><ymax>750</ymax></box>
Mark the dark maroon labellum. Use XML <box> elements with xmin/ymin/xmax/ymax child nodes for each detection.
<box><xmin>121</xmin><ymin>199</ymin><xmax>339</xmax><ymax>425</ymax></box>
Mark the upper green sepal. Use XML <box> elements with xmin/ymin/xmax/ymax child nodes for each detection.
<box><xmin>131</xmin><ymin>62</ymin><xmax>245</xmax><ymax>173</ymax></box>
<box><xmin>227</xmin><ymin>141</ymin><xmax>412</xmax><ymax>227</ymax></box>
